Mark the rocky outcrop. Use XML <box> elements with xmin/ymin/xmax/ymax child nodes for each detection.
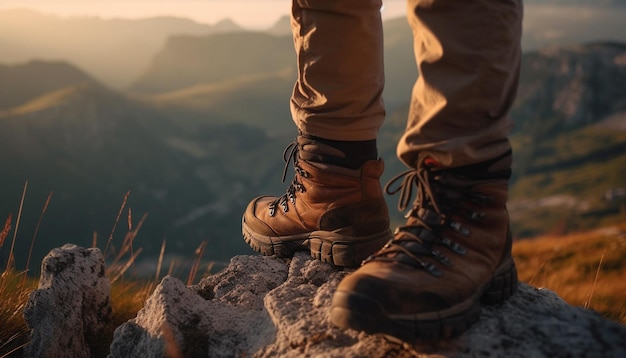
<box><xmin>23</xmin><ymin>244</ymin><xmax>112</xmax><ymax>358</ymax></box>
<box><xmin>514</xmin><ymin>42</ymin><xmax>626</xmax><ymax>132</ymax></box>
<box><xmin>21</xmin><ymin>245</ymin><xmax>626</xmax><ymax>357</ymax></box>
<box><xmin>109</xmin><ymin>252</ymin><xmax>626</xmax><ymax>358</ymax></box>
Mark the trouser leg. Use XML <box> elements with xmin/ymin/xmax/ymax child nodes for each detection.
<box><xmin>398</xmin><ymin>0</ymin><xmax>523</xmax><ymax>170</ymax></box>
<box><xmin>290</xmin><ymin>0</ymin><xmax>385</xmax><ymax>141</ymax></box>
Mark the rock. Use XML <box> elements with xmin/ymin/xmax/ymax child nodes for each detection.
<box><xmin>23</xmin><ymin>244</ymin><xmax>112</xmax><ymax>358</ymax></box>
<box><xmin>108</xmin><ymin>255</ymin><xmax>286</xmax><ymax>357</ymax></box>
<box><xmin>109</xmin><ymin>252</ymin><xmax>626</xmax><ymax>357</ymax></box>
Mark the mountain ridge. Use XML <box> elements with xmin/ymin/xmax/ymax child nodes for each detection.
<box><xmin>0</xmin><ymin>60</ymin><xmax>97</xmax><ymax>110</ymax></box>
<box><xmin>0</xmin><ymin>9</ymin><xmax>244</xmax><ymax>88</ymax></box>
<box><xmin>130</xmin><ymin>32</ymin><xmax>294</xmax><ymax>93</ymax></box>
<box><xmin>2</xmin><ymin>5</ymin><xmax>626</xmax><ymax>89</ymax></box>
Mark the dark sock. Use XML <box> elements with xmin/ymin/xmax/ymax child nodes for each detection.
<box><xmin>298</xmin><ymin>134</ymin><xmax>378</xmax><ymax>169</ymax></box>
<box><xmin>447</xmin><ymin>149</ymin><xmax>513</xmax><ymax>180</ymax></box>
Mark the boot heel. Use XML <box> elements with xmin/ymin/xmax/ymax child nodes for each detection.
<box><xmin>481</xmin><ymin>261</ymin><xmax>518</xmax><ymax>305</ymax></box>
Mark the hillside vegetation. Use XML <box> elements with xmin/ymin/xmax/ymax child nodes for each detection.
<box><xmin>0</xmin><ymin>61</ymin><xmax>97</xmax><ymax>110</ymax></box>
<box><xmin>130</xmin><ymin>32</ymin><xmax>295</xmax><ymax>93</ymax></box>
<box><xmin>513</xmin><ymin>224</ymin><xmax>626</xmax><ymax>324</ymax></box>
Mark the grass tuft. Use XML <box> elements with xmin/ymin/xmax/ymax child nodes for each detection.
<box><xmin>513</xmin><ymin>223</ymin><xmax>626</xmax><ymax>324</ymax></box>
<box><xmin>0</xmin><ymin>269</ymin><xmax>36</xmax><ymax>358</ymax></box>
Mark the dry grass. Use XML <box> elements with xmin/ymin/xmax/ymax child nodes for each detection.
<box><xmin>0</xmin><ymin>191</ymin><xmax>136</xmax><ymax>357</ymax></box>
<box><xmin>0</xmin><ymin>183</ymin><xmax>35</xmax><ymax>357</ymax></box>
<box><xmin>513</xmin><ymin>223</ymin><xmax>626</xmax><ymax>324</ymax></box>
<box><xmin>0</xmin><ymin>270</ymin><xmax>36</xmax><ymax>357</ymax></box>
<box><xmin>0</xmin><ymin>189</ymin><xmax>212</xmax><ymax>357</ymax></box>
<box><xmin>0</xmin><ymin>271</ymin><xmax>158</xmax><ymax>358</ymax></box>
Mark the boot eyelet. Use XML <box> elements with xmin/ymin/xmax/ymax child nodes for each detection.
<box><xmin>442</xmin><ymin>237</ymin><xmax>466</xmax><ymax>255</ymax></box>
<box><xmin>468</xmin><ymin>211</ymin><xmax>486</xmax><ymax>221</ymax></box>
<box><xmin>422</xmin><ymin>262</ymin><xmax>442</xmax><ymax>277</ymax></box>
<box><xmin>470</xmin><ymin>194</ymin><xmax>492</xmax><ymax>205</ymax></box>
<box><xmin>450</xmin><ymin>221</ymin><xmax>470</xmax><ymax>236</ymax></box>
<box><xmin>432</xmin><ymin>249</ymin><xmax>451</xmax><ymax>266</ymax></box>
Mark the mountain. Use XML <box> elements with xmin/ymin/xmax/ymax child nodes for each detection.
<box><xmin>210</xmin><ymin>18</ymin><xmax>244</xmax><ymax>33</ymax></box>
<box><xmin>2</xmin><ymin>4</ymin><xmax>625</xmax><ymax>90</ymax></box>
<box><xmin>522</xmin><ymin>5</ymin><xmax>626</xmax><ymax>51</ymax></box>
<box><xmin>0</xmin><ymin>60</ymin><xmax>97</xmax><ymax>110</ymax></box>
<box><xmin>512</xmin><ymin>42</ymin><xmax>626</xmax><ymax>136</ymax></box>
<box><xmin>0</xmin><ymin>9</ymin><xmax>244</xmax><ymax>89</ymax></box>
<box><xmin>0</xmin><ymin>67</ymin><xmax>289</xmax><ymax>272</ymax></box>
<box><xmin>266</xmin><ymin>15</ymin><xmax>291</xmax><ymax>36</ymax></box>
<box><xmin>137</xmin><ymin>69</ymin><xmax>295</xmax><ymax>135</ymax></box>
<box><xmin>130</xmin><ymin>32</ymin><xmax>295</xmax><ymax>93</ymax></box>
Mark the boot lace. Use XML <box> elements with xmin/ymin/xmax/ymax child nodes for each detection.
<box><xmin>365</xmin><ymin>160</ymin><xmax>491</xmax><ymax>276</ymax></box>
<box><xmin>268</xmin><ymin>140</ymin><xmax>309</xmax><ymax>217</ymax></box>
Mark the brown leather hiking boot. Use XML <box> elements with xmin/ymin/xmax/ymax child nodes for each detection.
<box><xmin>330</xmin><ymin>154</ymin><xmax>518</xmax><ymax>340</ymax></box>
<box><xmin>242</xmin><ymin>139</ymin><xmax>393</xmax><ymax>267</ymax></box>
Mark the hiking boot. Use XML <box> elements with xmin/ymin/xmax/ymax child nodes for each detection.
<box><xmin>242</xmin><ymin>137</ymin><xmax>393</xmax><ymax>267</ymax></box>
<box><xmin>330</xmin><ymin>153</ymin><xmax>518</xmax><ymax>340</ymax></box>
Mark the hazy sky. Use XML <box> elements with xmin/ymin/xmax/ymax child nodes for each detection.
<box><xmin>0</xmin><ymin>0</ymin><xmax>407</xmax><ymax>29</ymax></box>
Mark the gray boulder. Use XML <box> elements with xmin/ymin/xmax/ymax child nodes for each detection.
<box><xmin>109</xmin><ymin>252</ymin><xmax>626</xmax><ymax>357</ymax></box>
<box><xmin>108</xmin><ymin>255</ymin><xmax>283</xmax><ymax>357</ymax></box>
<box><xmin>23</xmin><ymin>244</ymin><xmax>112</xmax><ymax>358</ymax></box>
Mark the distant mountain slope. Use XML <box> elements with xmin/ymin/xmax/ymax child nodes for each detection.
<box><xmin>0</xmin><ymin>80</ymin><xmax>203</xmax><ymax>260</ymax></box>
<box><xmin>0</xmin><ymin>61</ymin><xmax>287</xmax><ymax>271</ymax></box>
<box><xmin>0</xmin><ymin>60</ymin><xmax>97</xmax><ymax>110</ymax></box>
<box><xmin>522</xmin><ymin>5</ymin><xmax>626</xmax><ymax>51</ymax></box>
<box><xmin>266</xmin><ymin>15</ymin><xmax>290</xmax><ymax>36</ymax></box>
<box><xmin>139</xmin><ymin>69</ymin><xmax>295</xmax><ymax>134</ymax></box>
<box><xmin>0</xmin><ymin>9</ymin><xmax>243</xmax><ymax>88</ymax></box>
<box><xmin>512</xmin><ymin>42</ymin><xmax>626</xmax><ymax>143</ymax></box>
<box><xmin>130</xmin><ymin>32</ymin><xmax>295</xmax><ymax>93</ymax></box>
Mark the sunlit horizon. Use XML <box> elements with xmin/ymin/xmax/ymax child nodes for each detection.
<box><xmin>0</xmin><ymin>0</ymin><xmax>408</xmax><ymax>30</ymax></box>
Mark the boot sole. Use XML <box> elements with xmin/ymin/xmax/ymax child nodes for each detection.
<box><xmin>242</xmin><ymin>216</ymin><xmax>392</xmax><ymax>267</ymax></box>
<box><xmin>330</xmin><ymin>257</ymin><xmax>518</xmax><ymax>341</ymax></box>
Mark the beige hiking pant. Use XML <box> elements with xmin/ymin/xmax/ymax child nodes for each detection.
<box><xmin>290</xmin><ymin>0</ymin><xmax>523</xmax><ymax>169</ymax></box>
